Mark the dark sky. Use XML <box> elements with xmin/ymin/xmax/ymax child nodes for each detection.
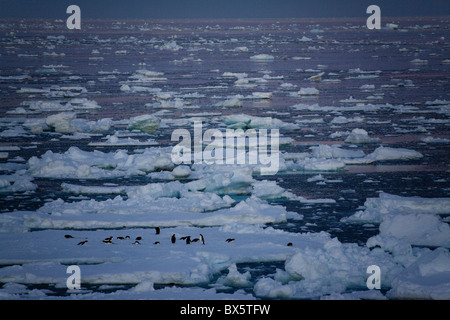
<box><xmin>0</xmin><ymin>0</ymin><xmax>449</xmax><ymax>19</ymax></box>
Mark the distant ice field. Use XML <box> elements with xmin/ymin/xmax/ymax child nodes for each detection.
<box><xmin>0</xmin><ymin>17</ymin><xmax>449</xmax><ymax>300</ymax></box>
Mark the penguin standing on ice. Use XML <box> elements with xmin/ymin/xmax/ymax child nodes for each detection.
<box><xmin>103</xmin><ymin>236</ymin><xmax>113</xmax><ymax>244</ymax></box>
<box><xmin>185</xmin><ymin>236</ymin><xmax>191</xmax><ymax>244</ymax></box>
<box><xmin>171</xmin><ymin>234</ymin><xmax>176</xmax><ymax>244</ymax></box>
<box><xmin>155</xmin><ymin>227</ymin><xmax>160</xmax><ymax>235</ymax></box>
<box><xmin>200</xmin><ymin>234</ymin><xmax>205</xmax><ymax>245</ymax></box>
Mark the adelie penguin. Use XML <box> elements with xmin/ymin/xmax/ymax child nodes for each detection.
<box><xmin>225</xmin><ymin>238</ymin><xmax>235</xmax><ymax>243</ymax></box>
<box><xmin>200</xmin><ymin>234</ymin><xmax>205</xmax><ymax>245</ymax></box>
<box><xmin>155</xmin><ymin>227</ymin><xmax>160</xmax><ymax>235</ymax></box>
<box><xmin>64</xmin><ymin>234</ymin><xmax>74</xmax><ymax>239</ymax></box>
<box><xmin>77</xmin><ymin>240</ymin><xmax>88</xmax><ymax>245</ymax></box>
<box><xmin>171</xmin><ymin>234</ymin><xmax>176</xmax><ymax>244</ymax></box>
<box><xmin>185</xmin><ymin>236</ymin><xmax>191</xmax><ymax>244</ymax></box>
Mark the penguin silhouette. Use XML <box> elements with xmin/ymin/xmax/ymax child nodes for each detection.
<box><xmin>171</xmin><ymin>234</ymin><xmax>176</xmax><ymax>243</ymax></box>
<box><xmin>200</xmin><ymin>234</ymin><xmax>205</xmax><ymax>245</ymax></box>
<box><xmin>155</xmin><ymin>227</ymin><xmax>160</xmax><ymax>235</ymax></box>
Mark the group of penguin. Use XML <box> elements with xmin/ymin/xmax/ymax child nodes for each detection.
<box><xmin>65</xmin><ymin>227</ymin><xmax>238</xmax><ymax>246</ymax></box>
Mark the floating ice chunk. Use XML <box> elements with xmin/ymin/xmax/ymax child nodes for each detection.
<box><xmin>135</xmin><ymin>69</ymin><xmax>164</xmax><ymax>77</ymax></box>
<box><xmin>254</xmin><ymin>277</ymin><xmax>293</xmax><ymax>299</ymax></box>
<box><xmin>0</xmin><ymin>174</ymin><xmax>37</xmax><ymax>193</ymax></box>
<box><xmin>310</xmin><ymin>144</ymin><xmax>365</xmax><ymax>159</ymax></box>
<box><xmin>331</xmin><ymin>116</ymin><xmax>364</xmax><ymax>124</ymax></box>
<box><xmin>0</xmin><ymin>75</ymin><xmax>30</xmax><ymax>83</ymax></box>
<box><xmin>251</xmin><ymin>180</ymin><xmax>293</xmax><ymax>199</ymax></box>
<box><xmin>251</xmin><ymin>92</ymin><xmax>272</xmax><ymax>99</ymax></box>
<box><xmin>159</xmin><ymin>40</ymin><xmax>182</xmax><ymax>51</ymax></box>
<box><xmin>187</xmin><ymin>166</ymin><xmax>254</xmax><ymax>195</ymax></box>
<box><xmin>234</xmin><ymin>46</ymin><xmax>249</xmax><ymax>52</ymax></box>
<box><xmin>340</xmin><ymin>96</ymin><xmax>366</xmax><ymax>103</ymax></box>
<box><xmin>344</xmin><ymin>128</ymin><xmax>381</xmax><ymax>144</ymax></box>
<box><xmin>17</xmin><ymin>87</ymin><xmax>47</xmax><ymax>94</ymax></box>
<box><xmin>61</xmin><ymin>183</ymin><xmax>127</xmax><ymax>195</ymax></box>
<box><xmin>370</xmin><ymin>213</ymin><xmax>450</xmax><ymax>248</ymax></box>
<box><xmin>365</xmin><ymin>146</ymin><xmax>423</xmax><ymax>162</ymax></box>
<box><xmin>6</xmin><ymin>107</ymin><xmax>28</xmax><ymax>115</ymax></box>
<box><xmin>215</xmin><ymin>98</ymin><xmax>242</xmax><ymax>108</ymax></box>
<box><xmin>67</xmin><ymin>98</ymin><xmax>101</xmax><ymax>109</ymax></box>
<box><xmin>296</xmin><ymin>158</ymin><xmax>346</xmax><ymax>172</ymax></box>
<box><xmin>27</xmin><ymin>146</ymin><xmax>174</xmax><ymax>179</ymax></box>
<box><xmin>299</xmin><ymin>36</ymin><xmax>312</xmax><ymax>42</ymax></box>
<box><xmin>420</xmin><ymin>136</ymin><xmax>449</xmax><ymax>143</ymax></box>
<box><xmin>45</xmin><ymin>112</ymin><xmax>112</xmax><ymax>134</ymax></box>
<box><xmin>298</xmin><ymin>87</ymin><xmax>319</xmax><ymax>95</ymax></box>
<box><xmin>127</xmin><ymin>114</ymin><xmax>160</xmax><ymax>133</ymax></box>
<box><xmin>307</xmin><ymin>174</ymin><xmax>325</xmax><ymax>183</ymax></box>
<box><xmin>172</xmin><ymin>165</ymin><xmax>192</xmax><ymax>178</ymax></box>
<box><xmin>88</xmin><ymin>133</ymin><xmax>158</xmax><ymax>147</ymax></box>
<box><xmin>250</xmin><ymin>54</ymin><xmax>274</xmax><ymax>61</ymax></box>
<box><xmin>292</xmin><ymin>56</ymin><xmax>311</xmax><ymax>60</ymax></box>
<box><xmin>385</xmin><ymin>23</ymin><xmax>398</xmax><ymax>30</ymax></box>
<box><xmin>254</xmin><ymin>237</ymin><xmax>401</xmax><ymax>299</ymax></box>
<box><xmin>410</xmin><ymin>58</ymin><xmax>428</xmax><ymax>64</ymax></box>
<box><xmin>222</xmin><ymin>114</ymin><xmax>298</xmax><ymax>130</ymax></box>
<box><xmin>387</xmin><ymin>248</ymin><xmax>450</xmax><ymax>299</ymax></box>
<box><xmin>344</xmin><ymin>192</ymin><xmax>450</xmax><ymax>224</ymax></box>
<box><xmin>360</xmin><ymin>84</ymin><xmax>375</xmax><ymax>90</ymax></box>
<box><xmin>0</xmin><ymin>126</ymin><xmax>29</xmax><ymax>138</ymax></box>
<box><xmin>222</xmin><ymin>264</ymin><xmax>251</xmax><ymax>288</ymax></box>
<box><xmin>222</xmin><ymin>72</ymin><xmax>248</xmax><ymax>78</ymax></box>
<box><xmin>307</xmin><ymin>72</ymin><xmax>325</xmax><ymax>81</ymax></box>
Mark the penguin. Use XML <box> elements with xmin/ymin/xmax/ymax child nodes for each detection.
<box><xmin>125</xmin><ymin>236</ymin><xmax>130</xmax><ymax>239</ymax></box>
<box><xmin>155</xmin><ymin>227</ymin><xmax>160</xmax><ymax>235</ymax></box>
<box><xmin>103</xmin><ymin>239</ymin><xmax>113</xmax><ymax>244</ymax></box>
<box><xmin>133</xmin><ymin>240</ymin><xmax>140</xmax><ymax>245</ymax></box>
<box><xmin>171</xmin><ymin>234</ymin><xmax>176</xmax><ymax>244</ymax></box>
<box><xmin>200</xmin><ymin>234</ymin><xmax>205</xmax><ymax>245</ymax></box>
<box><xmin>135</xmin><ymin>236</ymin><xmax>142</xmax><ymax>241</ymax></box>
<box><xmin>287</xmin><ymin>242</ymin><xmax>293</xmax><ymax>246</ymax></box>
<box><xmin>77</xmin><ymin>240</ymin><xmax>88</xmax><ymax>245</ymax></box>
<box><xmin>153</xmin><ymin>241</ymin><xmax>160</xmax><ymax>245</ymax></box>
<box><xmin>180</xmin><ymin>236</ymin><xmax>188</xmax><ymax>240</ymax></box>
<box><xmin>104</xmin><ymin>236</ymin><xmax>113</xmax><ymax>242</ymax></box>
<box><xmin>185</xmin><ymin>236</ymin><xmax>191</xmax><ymax>244</ymax></box>
<box><xmin>225</xmin><ymin>238</ymin><xmax>235</xmax><ymax>243</ymax></box>
<box><xmin>64</xmin><ymin>234</ymin><xmax>74</xmax><ymax>239</ymax></box>
<box><xmin>117</xmin><ymin>236</ymin><xmax>125</xmax><ymax>240</ymax></box>
<box><xmin>192</xmin><ymin>238</ymin><xmax>199</xmax><ymax>243</ymax></box>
